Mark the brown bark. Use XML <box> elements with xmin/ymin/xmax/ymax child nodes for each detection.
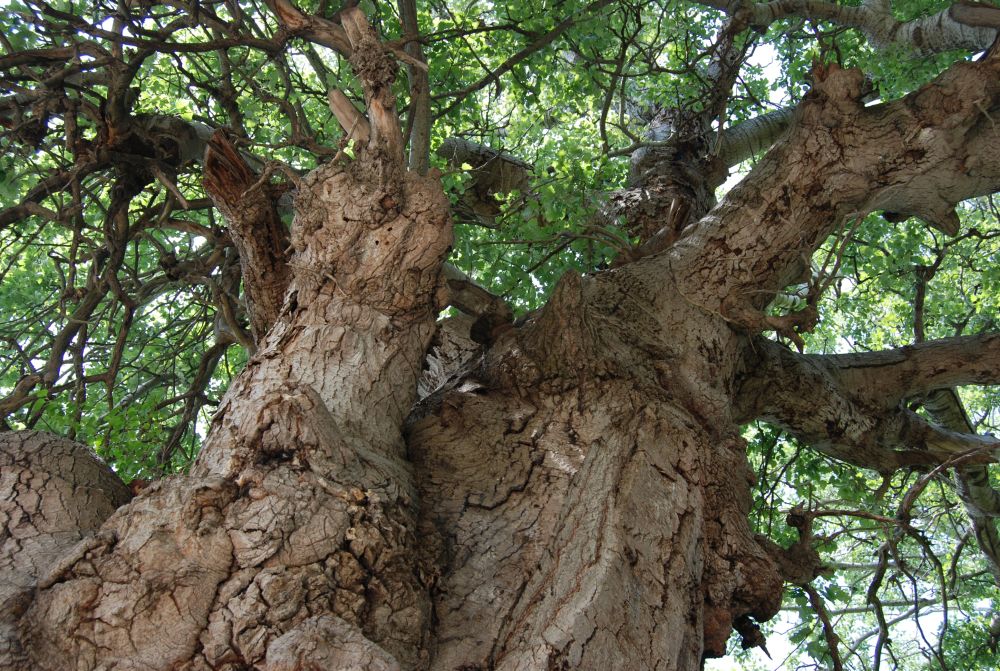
<box><xmin>0</xmin><ymin>432</ymin><xmax>131</xmax><ymax>670</ymax></box>
<box><xmin>670</xmin><ymin>60</ymin><xmax>1000</xmax><ymax>321</ymax></box>
<box><xmin>735</xmin><ymin>336</ymin><xmax>1000</xmax><ymax>471</ymax></box>
<box><xmin>406</xmin><ymin>259</ymin><xmax>792</xmax><ymax>667</ymax></box>
<box><xmin>11</xmin><ymin>10</ymin><xmax>452</xmax><ymax>670</ymax></box>
<box><xmin>8</xmin><ymin>14</ymin><xmax>1000</xmax><ymax>671</ymax></box>
<box><xmin>204</xmin><ymin>131</ymin><xmax>292</xmax><ymax>345</ymax></box>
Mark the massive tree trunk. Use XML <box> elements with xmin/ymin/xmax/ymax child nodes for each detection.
<box><xmin>6</xmin><ymin>8</ymin><xmax>1000</xmax><ymax>671</ymax></box>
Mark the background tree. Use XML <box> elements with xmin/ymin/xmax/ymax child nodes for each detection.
<box><xmin>3</xmin><ymin>0</ymin><xmax>1000</xmax><ymax>669</ymax></box>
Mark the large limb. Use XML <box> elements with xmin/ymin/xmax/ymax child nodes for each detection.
<box><xmin>824</xmin><ymin>333</ymin><xmax>1000</xmax><ymax>409</ymax></box>
<box><xmin>735</xmin><ymin>336</ymin><xmax>1000</xmax><ymax>471</ymax></box>
<box><xmin>700</xmin><ymin>0</ymin><xmax>1000</xmax><ymax>56</ymax></box>
<box><xmin>266</xmin><ymin>0</ymin><xmax>352</xmax><ymax>55</ymax></box>
<box><xmin>667</xmin><ymin>58</ymin><xmax>1000</xmax><ymax>335</ymax></box>
<box><xmin>612</xmin><ymin>16</ymin><xmax>756</xmax><ymax>258</ymax></box>
<box><xmin>435</xmin><ymin>137</ymin><xmax>533</xmax><ymax>226</ymax></box>
<box><xmin>716</xmin><ymin>107</ymin><xmax>795</xmax><ymax>169</ymax></box>
<box><xmin>738</xmin><ymin>333</ymin><xmax>1000</xmax><ymax>640</ymax></box>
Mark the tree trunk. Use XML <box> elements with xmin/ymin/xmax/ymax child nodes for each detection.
<box><xmin>402</xmin><ymin>252</ymin><xmax>791</xmax><ymax>668</ymax></box>
<box><xmin>8</xmin><ymin>11</ymin><xmax>1000</xmax><ymax>671</ymax></box>
<box><xmin>0</xmin><ymin>432</ymin><xmax>131</xmax><ymax>670</ymax></box>
<box><xmin>1</xmin><ymin>146</ymin><xmax>781</xmax><ymax>671</ymax></box>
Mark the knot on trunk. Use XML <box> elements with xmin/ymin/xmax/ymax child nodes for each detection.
<box><xmin>803</xmin><ymin>63</ymin><xmax>867</xmax><ymax>127</ymax></box>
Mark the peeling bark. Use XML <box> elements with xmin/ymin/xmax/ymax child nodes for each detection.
<box><xmin>204</xmin><ymin>131</ymin><xmax>292</xmax><ymax>344</ymax></box>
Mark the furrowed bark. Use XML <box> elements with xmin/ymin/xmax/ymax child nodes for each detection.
<box><xmin>668</xmin><ymin>58</ymin><xmax>1000</xmax><ymax>332</ymax></box>
<box><xmin>204</xmin><ymin>131</ymin><xmax>292</xmax><ymax>344</ymax></box>
<box><xmin>15</xmin><ymin>9</ymin><xmax>453</xmax><ymax>670</ymax></box>
<box><xmin>408</xmin><ymin>265</ymin><xmax>786</xmax><ymax>667</ymax></box>
<box><xmin>0</xmin><ymin>432</ymin><xmax>130</xmax><ymax>670</ymax></box>
<box><xmin>11</xmin><ymin>7</ymin><xmax>1000</xmax><ymax>671</ymax></box>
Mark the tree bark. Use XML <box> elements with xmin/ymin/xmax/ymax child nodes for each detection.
<box><xmin>8</xmin><ymin>12</ymin><xmax>1000</xmax><ymax>671</ymax></box>
<box><xmin>0</xmin><ymin>432</ymin><xmax>131</xmax><ymax>670</ymax></box>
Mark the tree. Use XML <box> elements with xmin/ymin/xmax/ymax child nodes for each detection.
<box><xmin>3</xmin><ymin>0</ymin><xmax>1000</xmax><ymax>668</ymax></box>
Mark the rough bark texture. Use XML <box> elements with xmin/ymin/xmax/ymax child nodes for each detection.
<box><xmin>7</xmin><ymin>12</ymin><xmax>1000</xmax><ymax>671</ymax></box>
<box><xmin>9</xmin><ymin>11</ymin><xmax>453</xmax><ymax>670</ymax></box>
<box><xmin>0</xmin><ymin>432</ymin><xmax>131</xmax><ymax>670</ymax></box>
<box><xmin>204</xmin><ymin>131</ymin><xmax>292</xmax><ymax>345</ymax></box>
<box><xmin>15</xmin><ymin>154</ymin><xmax>452</xmax><ymax>671</ymax></box>
<box><xmin>407</xmin><ymin>266</ymin><xmax>784</xmax><ymax>668</ymax></box>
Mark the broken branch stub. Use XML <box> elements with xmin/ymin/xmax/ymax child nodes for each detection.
<box><xmin>203</xmin><ymin>131</ymin><xmax>291</xmax><ymax>342</ymax></box>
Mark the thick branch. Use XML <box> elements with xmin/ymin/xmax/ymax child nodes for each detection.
<box><xmin>203</xmin><ymin>131</ymin><xmax>291</xmax><ymax>343</ymax></box>
<box><xmin>327</xmin><ymin>89</ymin><xmax>371</xmax><ymax>144</ymax></box>
<box><xmin>922</xmin><ymin>389</ymin><xmax>1000</xmax><ymax>528</ymax></box>
<box><xmin>828</xmin><ymin>333</ymin><xmax>1000</xmax><ymax>409</ymax></box>
<box><xmin>736</xmin><ymin>338</ymin><xmax>1000</xmax><ymax>471</ymax></box>
<box><xmin>702</xmin><ymin>0</ymin><xmax>1000</xmax><ymax>56</ymax></box>
<box><xmin>436</xmin><ymin>137</ymin><xmax>532</xmax><ymax>225</ymax></box>
<box><xmin>716</xmin><ymin>107</ymin><xmax>794</xmax><ymax>168</ymax></box>
<box><xmin>342</xmin><ymin>8</ymin><xmax>405</xmax><ymax>166</ymax></box>
<box><xmin>918</xmin><ymin>389</ymin><xmax>1000</xmax><ymax>647</ymax></box>
<box><xmin>667</xmin><ymin>60</ymin><xmax>1000</xmax><ymax>329</ymax></box>
<box><xmin>439</xmin><ymin>263</ymin><xmax>513</xmax><ymax>323</ymax></box>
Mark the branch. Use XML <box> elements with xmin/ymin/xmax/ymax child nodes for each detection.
<box><xmin>827</xmin><ymin>333</ymin><xmax>1000</xmax><ymax>409</ymax></box>
<box><xmin>266</xmin><ymin>0</ymin><xmax>353</xmax><ymax>55</ymax></box>
<box><xmin>203</xmin><ymin>131</ymin><xmax>291</xmax><ymax>342</ymax></box>
<box><xmin>341</xmin><ymin>7</ymin><xmax>405</xmax><ymax>165</ymax></box>
<box><xmin>327</xmin><ymin>89</ymin><xmax>371</xmax><ymax>144</ymax></box>
<box><xmin>667</xmin><ymin>59</ymin><xmax>1000</xmax><ymax>330</ymax></box>
<box><xmin>921</xmin><ymin>388</ymin><xmax>1000</xmax><ymax>647</ymax></box>
<box><xmin>436</xmin><ymin>137</ymin><xmax>533</xmax><ymax>225</ymax></box>
<box><xmin>736</xmin><ymin>338</ymin><xmax>1000</xmax><ymax>471</ymax></box>
<box><xmin>439</xmin><ymin>263</ymin><xmax>513</xmax><ymax>322</ymax></box>
<box><xmin>398</xmin><ymin>0</ymin><xmax>431</xmax><ymax>174</ymax></box>
<box><xmin>716</xmin><ymin>107</ymin><xmax>794</xmax><ymax>168</ymax></box>
<box><xmin>702</xmin><ymin>0</ymin><xmax>1000</xmax><ymax>57</ymax></box>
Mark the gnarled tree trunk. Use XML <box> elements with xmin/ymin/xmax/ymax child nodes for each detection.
<box><xmin>6</xmin><ymin>8</ymin><xmax>1000</xmax><ymax>671</ymax></box>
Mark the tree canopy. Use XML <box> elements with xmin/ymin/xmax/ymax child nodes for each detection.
<box><xmin>3</xmin><ymin>0</ymin><xmax>1000</xmax><ymax>669</ymax></box>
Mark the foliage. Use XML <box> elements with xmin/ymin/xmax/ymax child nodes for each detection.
<box><xmin>2</xmin><ymin>0</ymin><xmax>999</xmax><ymax>667</ymax></box>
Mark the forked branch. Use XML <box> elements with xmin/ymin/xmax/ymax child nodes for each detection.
<box><xmin>736</xmin><ymin>337</ymin><xmax>1000</xmax><ymax>471</ymax></box>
